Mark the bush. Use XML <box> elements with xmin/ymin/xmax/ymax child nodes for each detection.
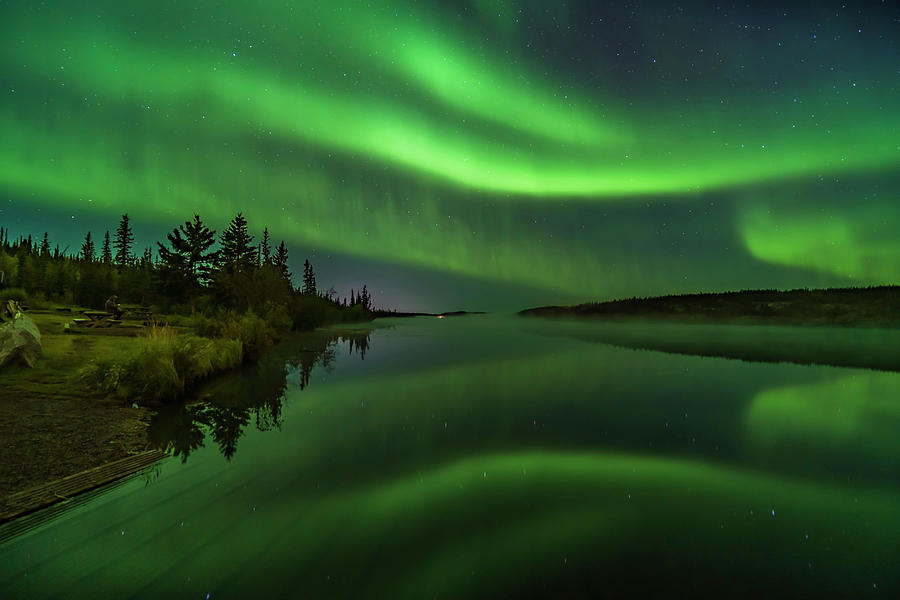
<box><xmin>26</xmin><ymin>291</ymin><xmax>51</xmax><ymax>309</ymax></box>
<box><xmin>186</xmin><ymin>312</ymin><xmax>226</xmax><ymax>338</ymax></box>
<box><xmin>80</xmin><ymin>325</ymin><xmax>243</xmax><ymax>401</ymax></box>
<box><xmin>0</xmin><ymin>287</ymin><xmax>29</xmax><ymax>304</ymax></box>
<box><xmin>222</xmin><ymin>311</ymin><xmax>273</xmax><ymax>362</ymax></box>
<box><xmin>262</xmin><ymin>304</ymin><xmax>292</xmax><ymax>336</ymax></box>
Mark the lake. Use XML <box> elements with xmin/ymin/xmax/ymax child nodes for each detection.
<box><xmin>1</xmin><ymin>315</ymin><xmax>899</xmax><ymax>598</ymax></box>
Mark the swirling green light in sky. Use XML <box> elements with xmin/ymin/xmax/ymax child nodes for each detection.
<box><xmin>0</xmin><ymin>0</ymin><xmax>897</xmax><ymax>302</ymax></box>
<box><xmin>741</xmin><ymin>200</ymin><xmax>900</xmax><ymax>282</ymax></box>
<box><xmin>2</xmin><ymin>3</ymin><xmax>897</xmax><ymax>198</ymax></box>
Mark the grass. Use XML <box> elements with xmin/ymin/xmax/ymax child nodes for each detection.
<box><xmin>80</xmin><ymin>324</ymin><xmax>245</xmax><ymax>402</ymax></box>
<box><xmin>2</xmin><ymin>309</ymin><xmax>136</xmax><ymax>396</ymax></box>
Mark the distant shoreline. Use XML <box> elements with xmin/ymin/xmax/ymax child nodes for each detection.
<box><xmin>519</xmin><ymin>286</ymin><xmax>900</xmax><ymax>328</ymax></box>
<box><xmin>373</xmin><ymin>310</ymin><xmax>487</xmax><ymax>318</ymax></box>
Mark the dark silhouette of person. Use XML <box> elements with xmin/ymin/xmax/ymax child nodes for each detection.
<box><xmin>105</xmin><ymin>295</ymin><xmax>122</xmax><ymax>319</ymax></box>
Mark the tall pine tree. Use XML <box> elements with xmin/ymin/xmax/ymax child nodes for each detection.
<box><xmin>101</xmin><ymin>231</ymin><xmax>112</xmax><ymax>264</ymax></box>
<box><xmin>260</xmin><ymin>227</ymin><xmax>271</xmax><ymax>265</ymax></box>
<box><xmin>157</xmin><ymin>214</ymin><xmax>218</xmax><ymax>308</ymax></box>
<box><xmin>218</xmin><ymin>213</ymin><xmax>255</xmax><ymax>271</ymax></box>
<box><xmin>273</xmin><ymin>241</ymin><xmax>291</xmax><ymax>280</ymax></box>
<box><xmin>80</xmin><ymin>232</ymin><xmax>95</xmax><ymax>262</ymax></box>
<box><xmin>302</xmin><ymin>259</ymin><xmax>316</xmax><ymax>295</ymax></box>
<box><xmin>114</xmin><ymin>214</ymin><xmax>134</xmax><ymax>265</ymax></box>
<box><xmin>158</xmin><ymin>214</ymin><xmax>218</xmax><ymax>283</ymax></box>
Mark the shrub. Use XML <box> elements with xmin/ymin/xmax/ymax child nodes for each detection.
<box><xmin>80</xmin><ymin>325</ymin><xmax>243</xmax><ymax>401</ymax></box>
<box><xmin>0</xmin><ymin>287</ymin><xmax>29</xmax><ymax>304</ymax></box>
<box><xmin>186</xmin><ymin>312</ymin><xmax>226</xmax><ymax>338</ymax></box>
<box><xmin>222</xmin><ymin>311</ymin><xmax>273</xmax><ymax>362</ymax></box>
<box><xmin>262</xmin><ymin>304</ymin><xmax>292</xmax><ymax>337</ymax></box>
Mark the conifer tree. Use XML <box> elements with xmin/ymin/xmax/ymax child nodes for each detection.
<box><xmin>158</xmin><ymin>214</ymin><xmax>218</xmax><ymax>283</ymax></box>
<box><xmin>80</xmin><ymin>232</ymin><xmax>95</xmax><ymax>262</ymax></box>
<box><xmin>302</xmin><ymin>259</ymin><xmax>317</xmax><ymax>295</ymax></box>
<box><xmin>101</xmin><ymin>231</ymin><xmax>112</xmax><ymax>264</ymax></box>
<box><xmin>218</xmin><ymin>213</ymin><xmax>255</xmax><ymax>271</ymax></box>
<box><xmin>114</xmin><ymin>214</ymin><xmax>134</xmax><ymax>265</ymax></box>
<box><xmin>273</xmin><ymin>241</ymin><xmax>290</xmax><ymax>280</ymax></box>
<box><xmin>260</xmin><ymin>227</ymin><xmax>271</xmax><ymax>265</ymax></box>
<box><xmin>39</xmin><ymin>232</ymin><xmax>50</xmax><ymax>256</ymax></box>
<box><xmin>360</xmin><ymin>285</ymin><xmax>371</xmax><ymax>311</ymax></box>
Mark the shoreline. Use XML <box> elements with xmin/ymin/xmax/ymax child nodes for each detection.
<box><xmin>0</xmin><ymin>450</ymin><xmax>168</xmax><ymax>525</ymax></box>
<box><xmin>0</xmin><ymin>308</ymin><xmax>373</xmax><ymax>518</ymax></box>
<box><xmin>519</xmin><ymin>286</ymin><xmax>900</xmax><ymax>329</ymax></box>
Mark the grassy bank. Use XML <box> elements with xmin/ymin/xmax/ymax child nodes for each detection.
<box><xmin>0</xmin><ymin>301</ymin><xmax>370</xmax><ymax>500</ymax></box>
<box><xmin>0</xmin><ymin>309</ymin><xmax>153</xmax><ymax>497</ymax></box>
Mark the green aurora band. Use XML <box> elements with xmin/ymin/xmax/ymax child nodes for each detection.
<box><xmin>1</xmin><ymin>0</ymin><xmax>897</xmax><ymax>301</ymax></box>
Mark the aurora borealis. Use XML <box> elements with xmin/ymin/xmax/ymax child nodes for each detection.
<box><xmin>1</xmin><ymin>1</ymin><xmax>897</xmax><ymax>309</ymax></box>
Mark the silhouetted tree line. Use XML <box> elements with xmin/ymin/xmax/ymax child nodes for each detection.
<box><xmin>0</xmin><ymin>214</ymin><xmax>376</xmax><ymax>329</ymax></box>
<box><xmin>518</xmin><ymin>286</ymin><xmax>900</xmax><ymax>327</ymax></box>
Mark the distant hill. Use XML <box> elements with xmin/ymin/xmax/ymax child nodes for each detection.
<box><xmin>519</xmin><ymin>286</ymin><xmax>900</xmax><ymax>328</ymax></box>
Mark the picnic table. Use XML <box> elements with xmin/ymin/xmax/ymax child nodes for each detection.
<box><xmin>73</xmin><ymin>311</ymin><xmax>122</xmax><ymax>328</ymax></box>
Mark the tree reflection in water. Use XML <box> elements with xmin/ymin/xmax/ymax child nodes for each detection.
<box><xmin>147</xmin><ymin>329</ymin><xmax>372</xmax><ymax>462</ymax></box>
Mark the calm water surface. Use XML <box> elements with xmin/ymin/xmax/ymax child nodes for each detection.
<box><xmin>2</xmin><ymin>315</ymin><xmax>899</xmax><ymax>598</ymax></box>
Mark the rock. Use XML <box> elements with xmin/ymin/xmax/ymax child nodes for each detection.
<box><xmin>0</xmin><ymin>315</ymin><xmax>42</xmax><ymax>368</ymax></box>
<box><xmin>1</xmin><ymin>299</ymin><xmax>21</xmax><ymax>322</ymax></box>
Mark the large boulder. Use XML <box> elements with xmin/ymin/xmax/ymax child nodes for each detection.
<box><xmin>0</xmin><ymin>313</ymin><xmax>42</xmax><ymax>368</ymax></box>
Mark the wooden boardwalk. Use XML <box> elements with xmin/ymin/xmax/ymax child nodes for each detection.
<box><xmin>0</xmin><ymin>450</ymin><xmax>168</xmax><ymax>525</ymax></box>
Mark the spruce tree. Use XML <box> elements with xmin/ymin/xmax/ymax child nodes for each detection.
<box><xmin>114</xmin><ymin>214</ymin><xmax>135</xmax><ymax>265</ymax></box>
<box><xmin>80</xmin><ymin>232</ymin><xmax>95</xmax><ymax>262</ymax></box>
<box><xmin>360</xmin><ymin>285</ymin><xmax>371</xmax><ymax>311</ymax></box>
<box><xmin>302</xmin><ymin>259</ymin><xmax>316</xmax><ymax>295</ymax></box>
<box><xmin>101</xmin><ymin>231</ymin><xmax>112</xmax><ymax>264</ymax></box>
<box><xmin>260</xmin><ymin>227</ymin><xmax>271</xmax><ymax>265</ymax></box>
<box><xmin>158</xmin><ymin>214</ymin><xmax>218</xmax><ymax>283</ymax></box>
<box><xmin>218</xmin><ymin>213</ymin><xmax>255</xmax><ymax>271</ymax></box>
<box><xmin>273</xmin><ymin>241</ymin><xmax>290</xmax><ymax>279</ymax></box>
<box><xmin>39</xmin><ymin>232</ymin><xmax>50</xmax><ymax>256</ymax></box>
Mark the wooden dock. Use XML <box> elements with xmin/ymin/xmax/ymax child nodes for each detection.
<box><xmin>0</xmin><ymin>450</ymin><xmax>168</xmax><ymax>525</ymax></box>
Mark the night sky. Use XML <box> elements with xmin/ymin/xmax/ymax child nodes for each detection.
<box><xmin>1</xmin><ymin>1</ymin><xmax>897</xmax><ymax>311</ymax></box>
